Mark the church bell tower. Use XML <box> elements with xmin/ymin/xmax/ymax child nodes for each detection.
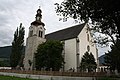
<box><xmin>24</xmin><ymin>7</ymin><xmax>46</xmax><ymax>70</ymax></box>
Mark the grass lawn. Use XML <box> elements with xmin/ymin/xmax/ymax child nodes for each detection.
<box><xmin>0</xmin><ymin>75</ymin><xmax>42</xmax><ymax>80</ymax></box>
<box><xmin>96</xmin><ymin>77</ymin><xmax>119</xmax><ymax>80</ymax></box>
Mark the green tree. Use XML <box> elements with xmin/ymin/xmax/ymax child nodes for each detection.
<box><xmin>35</xmin><ymin>40</ymin><xmax>64</xmax><ymax>71</ymax></box>
<box><xmin>105</xmin><ymin>39</ymin><xmax>120</xmax><ymax>72</ymax></box>
<box><xmin>80</xmin><ymin>52</ymin><xmax>97</xmax><ymax>72</ymax></box>
<box><xmin>10</xmin><ymin>23</ymin><xmax>25</xmax><ymax>69</ymax></box>
<box><xmin>55</xmin><ymin>0</ymin><xmax>120</xmax><ymax>45</ymax></box>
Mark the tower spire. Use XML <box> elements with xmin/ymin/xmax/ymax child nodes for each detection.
<box><xmin>31</xmin><ymin>6</ymin><xmax>45</xmax><ymax>26</ymax></box>
<box><xmin>35</xmin><ymin>7</ymin><xmax>42</xmax><ymax>21</ymax></box>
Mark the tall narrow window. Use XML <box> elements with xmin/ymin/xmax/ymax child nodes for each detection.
<box><xmin>76</xmin><ymin>38</ymin><xmax>80</xmax><ymax>71</ymax></box>
<box><xmin>87</xmin><ymin>34</ymin><xmax>89</xmax><ymax>41</ymax></box>
<box><xmin>41</xmin><ymin>31</ymin><xmax>43</xmax><ymax>37</ymax></box>
<box><xmin>29</xmin><ymin>30</ymin><xmax>33</xmax><ymax>37</ymax></box>
<box><xmin>39</xmin><ymin>31</ymin><xmax>43</xmax><ymax>38</ymax></box>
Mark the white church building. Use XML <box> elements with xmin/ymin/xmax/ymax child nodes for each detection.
<box><xmin>24</xmin><ymin>8</ymin><xmax>99</xmax><ymax>71</ymax></box>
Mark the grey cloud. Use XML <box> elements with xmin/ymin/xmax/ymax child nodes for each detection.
<box><xmin>0</xmin><ymin>29</ymin><xmax>13</xmax><ymax>46</ymax></box>
<box><xmin>0</xmin><ymin>0</ymin><xmax>76</xmax><ymax>46</ymax></box>
<box><xmin>0</xmin><ymin>0</ymin><xmax>21</xmax><ymax>46</ymax></box>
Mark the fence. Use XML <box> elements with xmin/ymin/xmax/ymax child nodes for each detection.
<box><xmin>0</xmin><ymin>69</ymin><xmax>111</xmax><ymax>77</ymax></box>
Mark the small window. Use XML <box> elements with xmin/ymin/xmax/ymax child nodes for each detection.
<box><xmin>29</xmin><ymin>30</ymin><xmax>33</xmax><ymax>37</ymax></box>
<box><xmin>87</xmin><ymin>45</ymin><xmax>90</xmax><ymax>52</ymax></box>
<box><xmin>39</xmin><ymin>31</ymin><xmax>43</xmax><ymax>38</ymax></box>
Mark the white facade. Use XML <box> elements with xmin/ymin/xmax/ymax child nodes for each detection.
<box><xmin>64</xmin><ymin>38</ymin><xmax>77</xmax><ymax>71</ymax></box>
<box><xmin>63</xmin><ymin>24</ymin><xmax>99</xmax><ymax>71</ymax></box>
<box><xmin>78</xmin><ymin>24</ymin><xmax>98</xmax><ymax>63</ymax></box>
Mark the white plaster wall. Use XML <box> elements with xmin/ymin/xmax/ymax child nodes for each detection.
<box><xmin>64</xmin><ymin>38</ymin><xmax>77</xmax><ymax>71</ymax></box>
<box><xmin>63</xmin><ymin>23</ymin><xmax>98</xmax><ymax>71</ymax></box>
<box><xmin>78</xmin><ymin>24</ymin><xmax>98</xmax><ymax>65</ymax></box>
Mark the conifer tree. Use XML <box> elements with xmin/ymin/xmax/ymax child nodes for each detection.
<box><xmin>80</xmin><ymin>52</ymin><xmax>97</xmax><ymax>72</ymax></box>
<box><xmin>10</xmin><ymin>23</ymin><xmax>25</xmax><ymax>69</ymax></box>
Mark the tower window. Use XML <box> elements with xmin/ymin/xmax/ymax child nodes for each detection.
<box><xmin>39</xmin><ymin>31</ymin><xmax>43</xmax><ymax>38</ymax></box>
<box><xmin>29</xmin><ymin>30</ymin><xmax>33</xmax><ymax>37</ymax></box>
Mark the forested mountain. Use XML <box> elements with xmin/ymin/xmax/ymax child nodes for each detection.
<box><xmin>0</xmin><ymin>46</ymin><xmax>25</xmax><ymax>66</ymax></box>
<box><xmin>0</xmin><ymin>46</ymin><xmax>104</xmax><ymax>66</ymax></box>
<box><xmin>99</xmin><ymin>54</ymin><xmax>105</xmax><ymax>65</ymax></box>
<box><xmin>0</xmin><ymin>46</ymin><xmax>12</xmax><ymax>58</ymax></box>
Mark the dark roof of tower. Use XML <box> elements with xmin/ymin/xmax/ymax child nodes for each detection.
<box><xmin>31</xmin><ymin>21</ymin><xmax>45</xmax><ymax>26</ymax></box>
<box><xmin>45</xmin><ymin>23</ymin><xmax>86</xmax><ymax>41</ymax></box>
<box><xmin>37</xmin><ymin>9</ymin><xmax>42</xmax><ymax>13</ymax></box>
<box><xmin>31</xmin><ymin>7</ymin><xmax>44</xmax><ymax>26</ymax></box>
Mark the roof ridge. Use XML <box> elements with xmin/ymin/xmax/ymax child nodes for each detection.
<box><xmin>46</xmin><ymin>23</ymin><xmax>85</xmax><ymax>35</ymax></box>
<box><xmin>45</xmin><ymin>23</ymin><xmax>86</xmax><ymax>40</ymax></box>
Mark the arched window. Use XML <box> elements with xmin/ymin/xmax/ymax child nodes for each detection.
<box><xmin>87</xmin><ymin>45</ymin><xmax>90</xmax><ymax>52</ymax></box>
<box><xmin>39</xmin><ymin>31</ymin><xmax>43</xmax><ymax>38</ymax></box>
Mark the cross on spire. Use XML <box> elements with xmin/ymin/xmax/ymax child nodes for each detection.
<box><xmin>39</xmin><ymin>6</ymin><xmax>41</xmax><ymax>9</ymax></box>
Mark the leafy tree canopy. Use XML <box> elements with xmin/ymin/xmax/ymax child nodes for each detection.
<box><xmin>80</xmin><ymin>52</ymin><xmax>97</xmax><ymax>72</ymax></box>
<box><xmin>55</xmin><ymin>0</ymin><xmax>120</xmax><ymax>45</ymax></box>
<box><xmin>35</xmin><ymin>40</ymin><xmax>64</xmax><ymax>71</ymax></box>
<box><xmin>10</xmin><ymin>23</ymin><xmax>25</xmax><ymax>68</ymax></box>
<box><xmin>0</xmin><ymin>59</ymin><xmax>10</xmax><ymax>67</ymax></box>
<box><xmin>105</xmin><ymin>39</ymin><xmax>120</xmax><ymax>72</ymax></box>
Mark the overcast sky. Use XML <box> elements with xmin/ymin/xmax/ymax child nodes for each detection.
<box><xmin>0</xmin><ymin>0</ymin><xmax>109</xmax><ymax>56</ymax></box>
